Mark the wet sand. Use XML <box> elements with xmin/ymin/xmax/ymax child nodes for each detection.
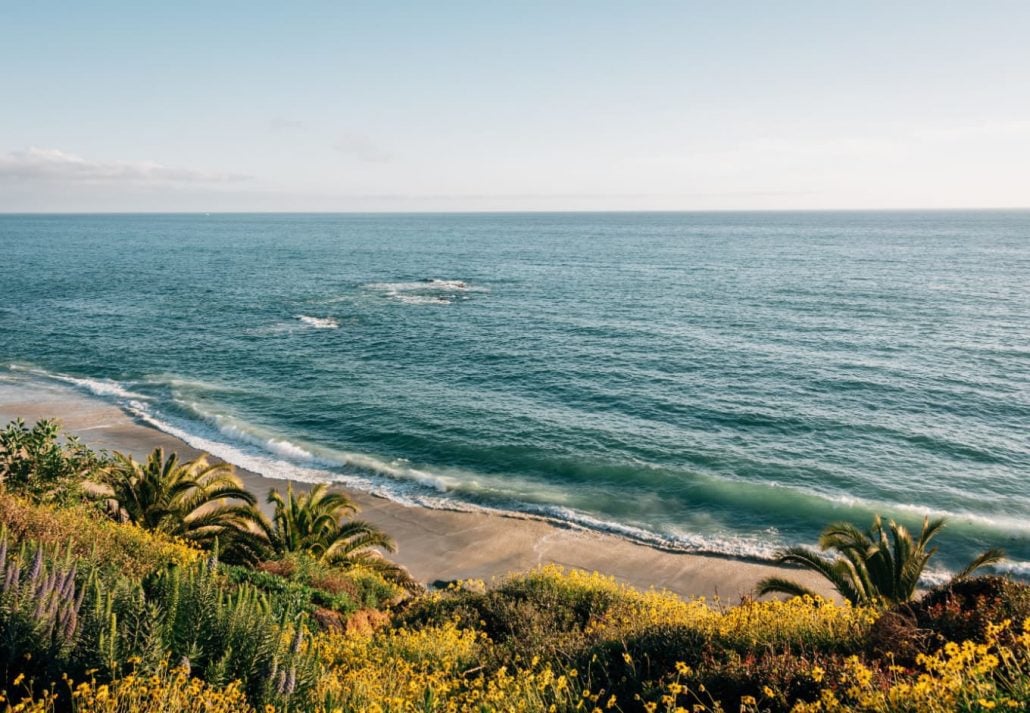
<box><xmin>0</xmin><ymin>375</ymin><xmax>834</xmax><ymax>600</ymax></box>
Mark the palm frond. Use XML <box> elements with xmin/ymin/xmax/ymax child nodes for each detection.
<box><xmin>953</xmin><ymin>547</ymin><xmax>1005</xmax><ymax>580</ymax></box>
<box><xmin>755</xmin><ymin>576</ymin><xmax>820</xmax><ymax>600</ymax></box>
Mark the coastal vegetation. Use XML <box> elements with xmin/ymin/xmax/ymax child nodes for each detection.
<box><xmin>261</xmin><ymin>484</ymin><xmax>414</xmax><ymax>590</ymax></box>
<box><xmin>757</xmin><ymin>516</ymin><xmax>1005</xmax><ymax>606</ymax></box>
<box><xmin>102</xmin><ymin>449</ymin><xmax>264</xmax><ymax>562</ymax></box>
<box><xmin>0</xmin><ymin>419</ymin><xmax>1027</xmax><ymax>711</ymax></box>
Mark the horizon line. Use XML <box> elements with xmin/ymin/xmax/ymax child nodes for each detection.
<box><xmin>2</xmin><ymin>206</ymin><xmax>1029</xmax><ymax>216</ymax></box>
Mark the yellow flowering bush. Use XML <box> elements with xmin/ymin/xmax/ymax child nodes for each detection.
<box><xmin>0</xmin><ymin>492</ymin><xmax>198</xmax><ymax>577</ymax></box>
<box><xmin>790</xmin><ymin>618</ymin><xmax>1030</xmax><ymax>712</ymax></box>
<box><xmin>1</xmin><ymin>666</ymin><xmax>254</xmax><ymax>713</ymax></box>
<box><xmin>407</xmin><ymin>566</ymin><xmax>876</xmax><ymax>653</ymax></box>
<box><xmin>304</xmin><ymin>567</ymin><xmax>884</xmax><ymax>713</ymax></box>
<box><xmin>311</xmin><ymin>620</ymin><xmax>588</xmax><ymax>712</ymax></box>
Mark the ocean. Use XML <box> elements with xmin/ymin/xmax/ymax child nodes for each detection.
<box><xmin>1</xmin><ymin>211</ymin><xmax>1027</xmax><ymax>578</ymax></box>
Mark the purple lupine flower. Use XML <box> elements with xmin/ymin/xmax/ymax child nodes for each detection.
<box><xmin>58</xmin><ymin>564</ymin><xmax>76</xmax><ymax>601</ymax></box>
<box><xmin>38</xmin><ymin>569</ymin><xmax>57</xmax><ymax>600</ymax></box>
<box><xmin>62</xmin><ymin>607</ymin><xmax>77</xmax><ymax>644</ymax></box>
<box><xmin>0</xmin><ymin>534</ymin><xmax>8</xmax><ymax>577</ymax></box>
<box><xmin>33</xmin><ymin>590</ymin><xmax>48</xmax><ymax>621</ymax></box>
<box><xmin>3</xmin><ymin>562</ymin><xmax>19</xmax><ymax>594</ymax></box>
<box><xmin>46</xmin><ymin>590</ymin><xmax>62</xmax><ymax>624</ymax></box>
<box><xmin>285</xmin><ymin>667</ymin><xmax>296</xmax><ymax>695</ymax></box>
<box><xmin>27</xmin><ymin>548</ymin><xmax>43</xmax><ymax>588</ymax></box>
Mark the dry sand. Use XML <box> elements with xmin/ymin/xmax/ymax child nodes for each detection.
<box><xmin>0</xmin><ymin>375</ymin><xmax>834</xmax><ymax>600</ymax></box>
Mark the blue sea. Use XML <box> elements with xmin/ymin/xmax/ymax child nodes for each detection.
<box><xmin>1</xmin><ymin>212</ymin><xmax>1027</xmax><ymax>578</ymax></box>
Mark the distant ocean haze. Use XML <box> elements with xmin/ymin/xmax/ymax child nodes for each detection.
<box><xmin>0</xmin><ymin>211</ymin><xmax>1027</xmax><ymax>579</ymax></box>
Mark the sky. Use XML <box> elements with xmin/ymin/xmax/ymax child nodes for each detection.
<box><xmin>1</xmin><ymin>1</ymin><xmax>1029</xmax><ymax>212</ymax></box>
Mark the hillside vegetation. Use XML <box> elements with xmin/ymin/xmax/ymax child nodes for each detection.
<box><xmin>0</xmin><ymin>418</ymin><xmax>1027</xmax><ymax>712</ymax></box>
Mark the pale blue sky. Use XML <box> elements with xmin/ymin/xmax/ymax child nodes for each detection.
<box><xmin>1</xmin><ymin>1</ymin><xmax>1028</xmax><ymax>211</ymax></box>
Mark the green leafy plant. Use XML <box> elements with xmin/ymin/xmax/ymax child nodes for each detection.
<box><xmin>0</xmin><ymin>418</ymin><xmax>106</xmax><ymax>503</ymax></box>
<box><xmin>757</xmin><ymin>515</ymin><xmax>1005</xmax><ymax>606</ymax></box>
<box><xmin>260</xmin><ymin>484</ymin><xmax>416</xmax><ymax>590</ymax></box>
<box><xmin>102</xmin><ymin>448</ymin><xmax>265</xmax><ymax>561</ymax></box>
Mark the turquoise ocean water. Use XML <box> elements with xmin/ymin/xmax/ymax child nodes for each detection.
<box><xmin>1</xmin><ymin>212</ymin><xmax>1027</xmax><ymax>577</ymax></box>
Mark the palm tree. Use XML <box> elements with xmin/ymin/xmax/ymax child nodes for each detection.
<box><xmin>103</xmin><ymin>448</ymin><xmax>264</xmax><ymax>557</ymax></box>
<box><xmin>261</xmin><ymin>483</ymin><xmax>415</xmax><ymax>588</ymax></box>
<box><xmin>756</xmin><ymin>515</ymin><xmax>1004</xmax><ymax>606</ymax></box>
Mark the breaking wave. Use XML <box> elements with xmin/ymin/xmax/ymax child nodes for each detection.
<box><xmin>296</xmin><ymin>315</ymin><xmax>339</xmax><ymax>329</ymax></box>
<box><xmin>364</xmin><ymin>279</ymin><xmax>488</xmax><ymax>305</ymax></box>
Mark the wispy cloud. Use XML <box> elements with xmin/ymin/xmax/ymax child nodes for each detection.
<box><xmin>333</xmin><ymin>132</ymin><xmax>394</xmax><ymax>163</ymax></box>
<box><xmin>0</xmin><ymin>147</ymin><xmax>250</xmax><ymax>184</ymax></box>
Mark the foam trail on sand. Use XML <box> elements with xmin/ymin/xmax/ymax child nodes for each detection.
<box><xmin>9</xmin><ymin>365</ymin><xmax>148</xmax><ymax>401</ymax></box>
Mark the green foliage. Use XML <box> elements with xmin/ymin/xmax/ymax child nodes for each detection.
<box><xmin>224</xmin><ymin>551</ymin><xmax>404</xmax><ymax>623</ymax></box>
<box><xmin>0</xmin><ymin>529</ymin><xmax>321</xmax><ymax>709</ymax></box>
<box><xmin>0</xmin><ymin>418</ymin><xmax>107</xmax><ymax>503</ymax></box>
<box><xmin>757</xmin><ymin>515</ymin><xmax>1005</xmax><ymax>606</ymax></box>
<box><xmin>261</xmin><ymin>483</ymin><xmax>418</xmax><ymax>591</ymax></box>
<box><xmin>0</xmin><ymin>532</ymin><xmax>85</xmax><ymax>686</ymax></box>
<box><xmin>1</xmin><ymin>533</ymin><xmax>1027</xmax><ymax>712</ymax></box>
<box><xmin>400</xmin><ymin>567</ymin><xmax>619</xmax><ymax>665</ymax></box>
<box><xmin>139</xmin><ymin>557</ymin><xmax>320</xmax><ymax>707</ymax></box>
<box><xmin>103</xmin><ymin>448</ymin><xmax>266</xmax><ymax>563</ymax></box>
<box><xmin>224</xmin><ymin>563</ymin><xmax>360</xmax><ymax>617</ymax></box>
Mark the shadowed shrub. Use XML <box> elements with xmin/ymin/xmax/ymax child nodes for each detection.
<box><xmin>869</xmin><ymin>575</ymin><xmax>1030</xmax><ymax>665</ymax></box>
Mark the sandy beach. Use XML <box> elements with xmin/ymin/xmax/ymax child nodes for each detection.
<box><xmin>0</xmin><ymin>374</ymin><xmax>834</xmax><ymax>601</ymax></box>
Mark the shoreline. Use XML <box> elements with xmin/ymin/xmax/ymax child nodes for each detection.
<box><xmin>0</xmin><ymin>375</ymin><xmax>835</xmax><ymax>600</ymax></box>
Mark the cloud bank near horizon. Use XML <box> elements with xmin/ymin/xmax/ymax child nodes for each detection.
<box><xmin>0</xmin><ymin>148</ymin><xmax>250</xmax><ymax>185</ymax></box>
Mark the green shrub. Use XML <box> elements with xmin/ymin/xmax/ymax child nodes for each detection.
<box><xmin>224</xmin><ymin>564</ymin><xmax>359</xmax><ymax>617</ymax></box>
<box><xmin>0</xmin><ymin>418</ymin><xmax>108</xmax><ymax>504</ymax></box>
<box><xmin>0</xmin><ymin>530</ymin><xmax>322</xmax><ymax>710</ymax></box>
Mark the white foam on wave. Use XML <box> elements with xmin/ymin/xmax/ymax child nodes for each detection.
<box><xmin>364</xmin><ymin>279</ymin><xmax>488</xmax><ymax>305</ymax></box>
<box><xmin>814</xmin><ymin>489</ymin><xmax>1030</xmax><ymax>535</ymax></box>
<box><xmin>170</xmin><ymin>398</ymin><xmax>462</xmax><ymax>495</ymax></box>
<box><xmin>9</xmin><ymin>364</ymin><xmax>148</xmax><ymax>401</ymax></box>
<box><xmin>996</xmin><ymin>560</ymin><xmax>1030</xmax><ymax>577</ymax></box>
<box><xmin>397</xmin><ymin>294</ymin><xmax>453</xmax><ymax>305</ymax></box>
<box><xmin>266</xmin><ymin>437</ymin><xmax>316</xmax><ymax>461</ymax></box>
<box><xmin>526</xmin><ymin>504</ymin><xmax>783</xmax><ymax>560</ymax></box>
<box><xmin>141</xmin><ymin>374</ymin><xmax>244</xmax><ymax>394</ymax></box>
<box><xmin>124</xmin><ymin>400</ymin><xmax>479</xmax><ymax>514</ymax></box>
<box><xmin>136</xmin><ymin>404</ymin><xmax>772</xmax><ymax>558</ymax></box>
<box><xmin>126</xmin><ymin>400</ymin><xmax>344</xmax><ymax>485</ymax></box>
<box><xmin>172</xmin><ymin>401</ymin><xmax>320</xmax><ymax>463</ymax></box>
<box><xmin>296</xmin><ymin>315</ymin><xmax>339</xmax><ymax>329</ymax></box>
<box><xmin>366</xmin><ymin>279</ymin><xmax>485</xmax><ymax>293</ymax></box>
